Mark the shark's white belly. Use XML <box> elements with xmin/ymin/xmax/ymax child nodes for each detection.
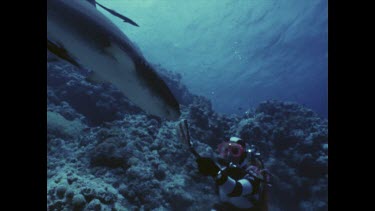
<box><xmin>47</xmin><ymin>18</ymin><xmax>167</xmax><ymax>118</ymax></box>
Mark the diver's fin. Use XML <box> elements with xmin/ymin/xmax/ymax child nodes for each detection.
<box><xmin>177</xmin><ymin>119</ymin><xmax>191</xmax><ymax>147</ymax></box>
<box><xmin>176</xmin><ymin>119</ymin><xmax>201</xmax><ymax>158</ymax></box>
<box><xmin>96</xmin><ymin>2</ymin><xmax>139</xmax><ymax>27</ymax></box>
<box><xmin>86</xmin><ymin>0</ymin><xmax>96</xmax><ymax>8</ymax></box>
<box><xmin>47</xmin><ymin>39</ymin><xmax>82</xmax><ymax>68</ymax></box>
<box><xmin>86</xmin><ymin>72</ymin><xmax>106</xmax><ymax>83</ymax></box>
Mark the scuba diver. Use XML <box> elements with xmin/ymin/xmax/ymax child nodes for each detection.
<box><xmin>177</xmin><ymin>120</ymin><xmax>271</xmax><ymax>211</ymax></box>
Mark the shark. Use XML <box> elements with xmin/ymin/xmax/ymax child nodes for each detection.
<box><xmin>47</xmin><ymin>0</ymin><xmax>181</xmax><ymax>120</ymax></box>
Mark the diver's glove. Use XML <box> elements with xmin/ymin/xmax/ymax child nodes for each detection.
<box><xmin>196</xmin><ymin>157</ymin><xmax>220</xmax><ymax>177</ymax></box>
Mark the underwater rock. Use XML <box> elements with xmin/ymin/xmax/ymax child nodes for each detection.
<box><xmin>168</xmin><ymin>191</ymin><xmax>194</xmax><ymax>210</ymax></box>
<box><xmin>55</xmin><ymin>185</ymin><xmax>67</xmax><ymax>199</ymax></box>
<box><xmin>96</xmin><ymin>188</ymin><xmax>117</xmax><ymax>205</ymax></box>
<box><xmin>80</xmin><ymin>187</ymin><xmax>97</xmax><ymax>203</ymax></box>
<box><xmin>48</xmin><ymin>101</ymin><xmax>85</xmax><ymax>122</ymax></box>
<box><xmin>48</xmin><ymin>200</ymin><xmax>66</xmax><ymax>211</ymax></box>
<box><xmin>47</xmin><ymin>111</ymin><xmax>86</xmax><ymax>140</ymax></box>
<box><xmin>154</xmin><ymin>165</ymin><xmax>167</xmax><ymax>181</ymax></box>
<box><xmin>84</xmin><ymin>199</ymin><xmax>101</xmax><ymax>211</ymax></box>
<box><xmin>65</xmin><ymin>189</ymin><xmax>75</xmax><ymax>200</ymax></box>
<box><xmin>90</xmin><ymin>141</ymin><xmax>126</xmax><ymax>169</ymax></box>
<box><xmin>72</xmin><ymin>194</ymin><xmax>87</xmax><ymax>210</ymax></box>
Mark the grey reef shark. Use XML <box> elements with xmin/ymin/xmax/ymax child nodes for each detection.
<box><xmin>47</xmin><ymin>0</ymin><xmax>181</xmax><ymax>120</ymax></box>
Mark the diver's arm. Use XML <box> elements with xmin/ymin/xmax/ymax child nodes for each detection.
<box><xmin>216</xmin><ymin>172</ymin><xmax>259</xmax><ymax>197</ymax></box>
<box><xmin>196</xmin><ymin>157</ymin><xmax>220</xmax><ymax>176</ymax></box>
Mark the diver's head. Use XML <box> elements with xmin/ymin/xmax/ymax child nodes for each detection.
<box><xmin>217</xmin><ymin>137</ymin><xmax>247</xmax><ymax>165</ymax></box>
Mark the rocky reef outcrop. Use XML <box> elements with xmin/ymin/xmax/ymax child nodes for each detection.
<box><xmin>47</xmin><ymin>61</ymin><xmax>327</xmax><ymax>211</ymax></box>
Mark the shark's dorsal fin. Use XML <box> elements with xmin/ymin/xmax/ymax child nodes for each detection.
<box><xmin>47</xmin><ymin>39</ymin><xmax>82</xmax><ymax>68</ymax></box>
<box><xmin>86</xmin><ymin>0</ymin><xmax>97</xmax><ymax>8</ymax></box>
<box><xmin>95</xmin><ymin>2</ymin><xmax>139</xmax><ymax>27</ymax></box>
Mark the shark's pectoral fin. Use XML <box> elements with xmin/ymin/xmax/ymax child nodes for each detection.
<box><xmin>47</xmin><ymin>39</ymin><xmax>82</xmax><ymax>68</ymax></box>
<box><xmin>86</xmin><ymin>72</ymin><xmax>106</xmax><ymax>84</ymax></box>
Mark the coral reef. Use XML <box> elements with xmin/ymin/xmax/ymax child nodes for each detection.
<box><xmin>47</xmin><ymin>62</ymin><xmax>327</xmax><ymax>210</ymax></box>
<box><xmin>235</xmin><ymin>101</ymin><xmax>328</xmax><ymax>210</ymax></box>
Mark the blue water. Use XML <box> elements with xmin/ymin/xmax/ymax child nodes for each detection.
<box><xmin>98</xmin><ymin>0</ymin><xmax>328</xmax><ymax>117</ymax></box>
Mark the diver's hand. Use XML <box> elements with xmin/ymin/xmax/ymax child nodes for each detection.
<box><xmin>196</xmin><ymin>157</ymin><xmax>220</xmax><ymax>177</ymax></box>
